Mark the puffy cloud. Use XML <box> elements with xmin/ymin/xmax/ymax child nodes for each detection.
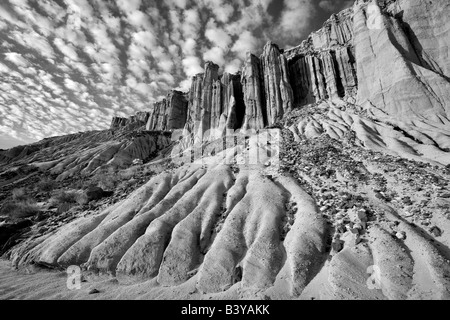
<box><xmin>4</xmin><ymin>52</ymin><xmax>29</xmax><ymax>68</ymax></box>
<box><xmin>11</xmin><ymin>30</ymin><xmax>55</xmax><ymax>60</ymax></box>
<box><xmin>205</xmin><ymin>20</ymin><xmax>232</xmax><ymax>49</ymax></box>
<box><xmin>0</xmin><ymin>3</ymin><xmax>27</xmax><ymax>28</ymax></box>
<box><xmin>182</xmin><ymin>9</ymin><xmax>201</xmax><ymax>39</ymax></box>
<box><xmin>64</xmin><ymin>78</ymin><xmax>88</xmax><ymax>93</ymax></box>
<box><xmin>176</xmin><ymin>79</ymin><xmax>192</xmax><ymax>92</ymax></box>
<box><xmin>37</xmin><ymin>0</ymin><xmax>65</xmax><ymax>22</ymax></box>
<box><xmin>54</xmin><ymin>38</ymin><xmax>79</xmax><ymax>61</ymax></box>
<box><xmin>225</xmin><ymin>58</ymin><xmax>242</xmax><ymax>74</ymax></box>
<box><xmin>9</xmin><ymin>0</ymin><xmax>55</xmax><ymax>36</ymax></box>
<box><xmin>182</xmin><ymin>38</ymin><xmax>197</xmax><ymax>56</ymax></box>
<box><xmin>231</xmin><ymin>31</ymin><xmax>259</xmax><ymax>59</ymax></box>
<box><xmin>182</xmin><ymin>56</ymin><xmax>204</xmax><ymax>77</ymax></box>
<box><xmin>64</xmin><ymin>0</ymin><xmax>95</xmax><ymax>21</ymax></box>
<box><xmin>203</xmin><ymin>0</ymin><xmax>235</xmax><ymax>23</ymax></box>
<box><xmin>132</xmin><ymin>31</ymin><xmax>157</xmax><ymax>50</ymax></box>
<box><xmin>277</xmin><ymin>0</ymin><xmax>317</xmax><ymax>44</ymax></box>
<box><xmin>203</xmin><ymin>47</ymin><xmax>226</xmax><ymax>66</ymax></box>
<box><xmin>0</xmin><ymin>62</ymin><xmax>12</xmax><ymax>73</ymax></box>
<box><xmin>117</xmin><ymin>0</ymin><xmax>142</xmax><ymax>14</ymax></box>
<box><xmin>127</xmin><ymin>10</ymin><xmax>152</xmax><ymax>30</ymax></box>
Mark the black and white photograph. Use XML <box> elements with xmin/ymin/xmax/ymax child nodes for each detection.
<box><xmin>0</xmin><ymin>0</ymin><xmax>449</xmax><ymax>309</ymax></box>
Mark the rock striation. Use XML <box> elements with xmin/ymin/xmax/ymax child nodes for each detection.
<box><xmin>183</xmin><ymin>63</ymin><xmax>247</xmax><ymax>142</ymax></box>
<box><xmin>241</xmin><ymin>53</ymin><xmax>266</xmax><ymax>130</ymax></box>
<box><xmin>261</xmin><ymin>42</ymin><xmax>294</xmax><ymax>125</ymax></box>
<box><xmin>284</xmin><ymin>8</ymin><xmax>357</xmax><ymax>106</ymax></box>
<box><xmin>110</xmin><ymin>117</ymin><xmax>130</xmax><ymax>129</ymax></box>
<box><xmin>146</xmin><ymin>90</ymin><xmax>188</xmax><ymax>131</ymax></box>
<box><xmin>354</xmin><ymin>0</ymin><xmax>450</xmax><ymax>122</ymax></box>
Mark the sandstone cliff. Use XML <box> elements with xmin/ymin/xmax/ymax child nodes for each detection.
<box><xmin>241</xmin><ymin>53</ymin><xmax>266</xmax><ymax>130</ymax></box>
<box><xmin>108</xmin><ymin>0</ymin><xmax>449</xmax><ymax>165</ymax></box>
<box><xmin>284</xmin><ymin>8</ymin><xmax>357</xmax><ymax>105</ymax></box>
<box><xmin>146</xmin><ymin>90</ymin><xmax>188</xmax><ymax>131</ymax></box>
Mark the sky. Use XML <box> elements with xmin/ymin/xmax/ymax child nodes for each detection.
<box><xmin>0</xmin><ymin>0</ymin><xmax>353</xmax><ymax>149</ymax></box>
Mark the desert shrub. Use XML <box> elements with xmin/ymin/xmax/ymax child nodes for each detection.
<box><xmin>12</xmin><ymin>188</ymin><xmax>27</xmax><ymax>201</ymax></box>
<box><xmin>119</xmin><ymin>167</ymin><xmax>138</xmax><ymax>180</ymax></box>
<box><xmin>50</xmin><ymin>190</ymin><xmax>81</xmax><ymax>214</ymax></box>
<box><xmin>71</xmin><ymin>179</ymin><xmax>85</xmax><ymax>190</ymax></box>
<box><xmin>36</xmin><ymin>178</ymin><xmax>55</xmax><ymax>192</ymax></box>
<box><xmin>75</xmin><ymin>192</ymin><xmax>89</xmax><ymax>206</ymax></box>
<box><xmin>51</xmin><ymin>190</ymin><xmax>78</xmax><ymax>204</ymax></box>
<box><xmin>91</xmin><ymin>167</ymin><xmax>119</xmax><ymax>190</ymax></box>
<box><xmin>142</xmin><ymin>166</ymin><xmax>155</xmax><ymax>177</ymax></box>
<box><xmin>117</xmin><ymin>178</ymin><xmax>138</xmax><ymax>191</ymax></box>
<box><xmin>0</xmin><ymin>200</ymin><xmax>39</xmax><ymax>219</ymax></box>
<box><xmin>95</xmin><ymin>175</ymin><xmax>118</xmax><ymax>190</ymax></box>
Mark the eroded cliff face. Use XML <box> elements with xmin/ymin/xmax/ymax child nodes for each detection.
<box><xmin>146</xmin><ymin>90</ymin><xmax>188</xmax><ymax>131</ymax></box>
<box><xmin>183</xmin><ymin>62</ymin><xmax>247</xmax><ymax>142</ymax></box>
<box><xmin>212</xmin><ymin>72</ymin><xmax>245</xmax><ymax>137</ymax></box>
<box><xmin>110</xmin><ymin>0</ymin><xmax>449</xmax><ymax>160</ymax></box>
<box><xmin>352</xmin><ymin>0</ymin><xmax>450</xmax><ymax>155</ymax></box>
<box><xmin>354</xmin><ymin>0</ymin><xmax>450</xmax><ymax>121</ymax></box>
<box><xmin>261</xmin><ymin>42</ymin><xmax>294</xmax><ymax>125</ymax></box>
<box><xmin>241</xmin><ymin>53</ymin><xmax>266</xmax><ymax>130</ymax></box>
<box><xmin>110</xmin><ymin>92</ymin><xmax>187</xmax><ymax>132</ymax></box>
<box><xmin>285</xmin><ymin>8</ymin><xmax>357</xmax><ymax>106</ymax></box>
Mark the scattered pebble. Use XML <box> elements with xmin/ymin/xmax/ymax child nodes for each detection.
<box><xmin>396</xmin><ymin>232</ymin><xmax>406</xmax><ymax>240</ymax></box>
<box><xmin>332</xmin><ymin>240</ymin><xmax>344</xmax><ymax>252</ymax></box>
<box><xmin>430</xmin><ymin>226</ymin><xmax>442</xmax><ymax>237</ymax></box>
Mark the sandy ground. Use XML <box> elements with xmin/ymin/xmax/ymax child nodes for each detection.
<box><xmin>0</xmin><ymin>259</ymin><xmax>275</xmax><ymax>300</ymax></box>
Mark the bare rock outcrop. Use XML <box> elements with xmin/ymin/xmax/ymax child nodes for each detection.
<box><xmin>184</xmin><ymin>73</ymin><xmax>204</xmax><ymax>135</ymax></box>
<box><xmin>261</xmin><ymin>42</ymin><xmax>294</xmax><ymax>125</ymax></box>
<box><xmin>147</xmin><ymin>100</ymin><xmax>168</xmax><ymax>131</ymax></box>
<box><xmin>241</xmin><ymin>53</ymin><xmax>266</xmax><ymax>130</ymax></box>
<box><xmin>198</xmin><ymin>62</ymin><xmax>220</xmax><ymax>141</ymax></box>
<box><xmin>285</xmin><ymin>8</ymin><xmax>357</xmax><ymax>107</ymax></box>
<box><xmin>110</xmin><ymin>117</ymin><xmax>129</xmax><ymax>129</ymax></box>
<box><xmin>146</xmin><ymin>90</ymin><xmax>188</xmax><ymax>131</ymax></box>
<box><xmin>353</xmin><ymin>0</ymin><xmax>450</xmax><ymax>148</ymax></box>
<box><xmin>184</xmin><ymin>62</ymin><xmax>247</xmax><ymax>142</ymax></box>
<box><xmin>110</xmin><ymin>112</ymin><xmax>151</xmax><ymax>131</ymax></box>
<box><xmin>212</xmin><ymin>73</ymin><xmax>245</xmax><ymax>138</ymax></box>
<box><xmin>284</xmin><ymin>8</ymin><xmax>354</xmax><ymax>58</ymax></box>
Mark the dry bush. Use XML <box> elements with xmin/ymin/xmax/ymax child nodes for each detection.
<box><xmin>36</xmin><ymin>178</ymin><xmax>55</xmax><ymax>192</ymax></box>
<box><xmin>0</xmin><ymin>200</ymin><xmax>39</xmax><ymax>219</ymax></box>
<box><xmin>117</xmin><ymin>178</ymin><xmax>138</xmax><ymax>191</ymax></box>
<box><xmin>12</xmin><ymin>188</ymin><xmax>27</xmax><ymax>201</ymax></box>
<box><xmin>142</xmin><ymin>166</ymin><xmax>155</xmax><ymax>177</ymax></box>
<box><xmin>50</xmin><ymin>190</ymin><xmax>82</xmax><ymax>213</ymax></box>
<box><xmin>75</xmin><ymin>192</ymin><xmax>89</xmax><ymax>206</ymax></box>
<box><xmin>119</xmin><ymin>167</ymin><xmax>138</xmax><ymax>180</ymax></box>
<box><xmin>95</xmin><ymin>175</ymin><xmax>118</xmax><ymax>190</ymax></box>
<box><xmin>91</xmin><ymin>167</ymin><xmax>119</xmax><ymax>190</ymax></box>
<box><xmin>51</xmin><ymin>190</ymin><xmax>78</xmax><ymax>205</ymax></box>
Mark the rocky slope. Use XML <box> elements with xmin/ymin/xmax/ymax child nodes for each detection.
<box><xmin>0</xmin><ymin>127</ymin><xmax>172</xmax><ymax>182</ymax></box>
<box><xmin>1</xmin><ymin>0</ymin><xmax>450</xmax><ymax>300</ymax></box>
